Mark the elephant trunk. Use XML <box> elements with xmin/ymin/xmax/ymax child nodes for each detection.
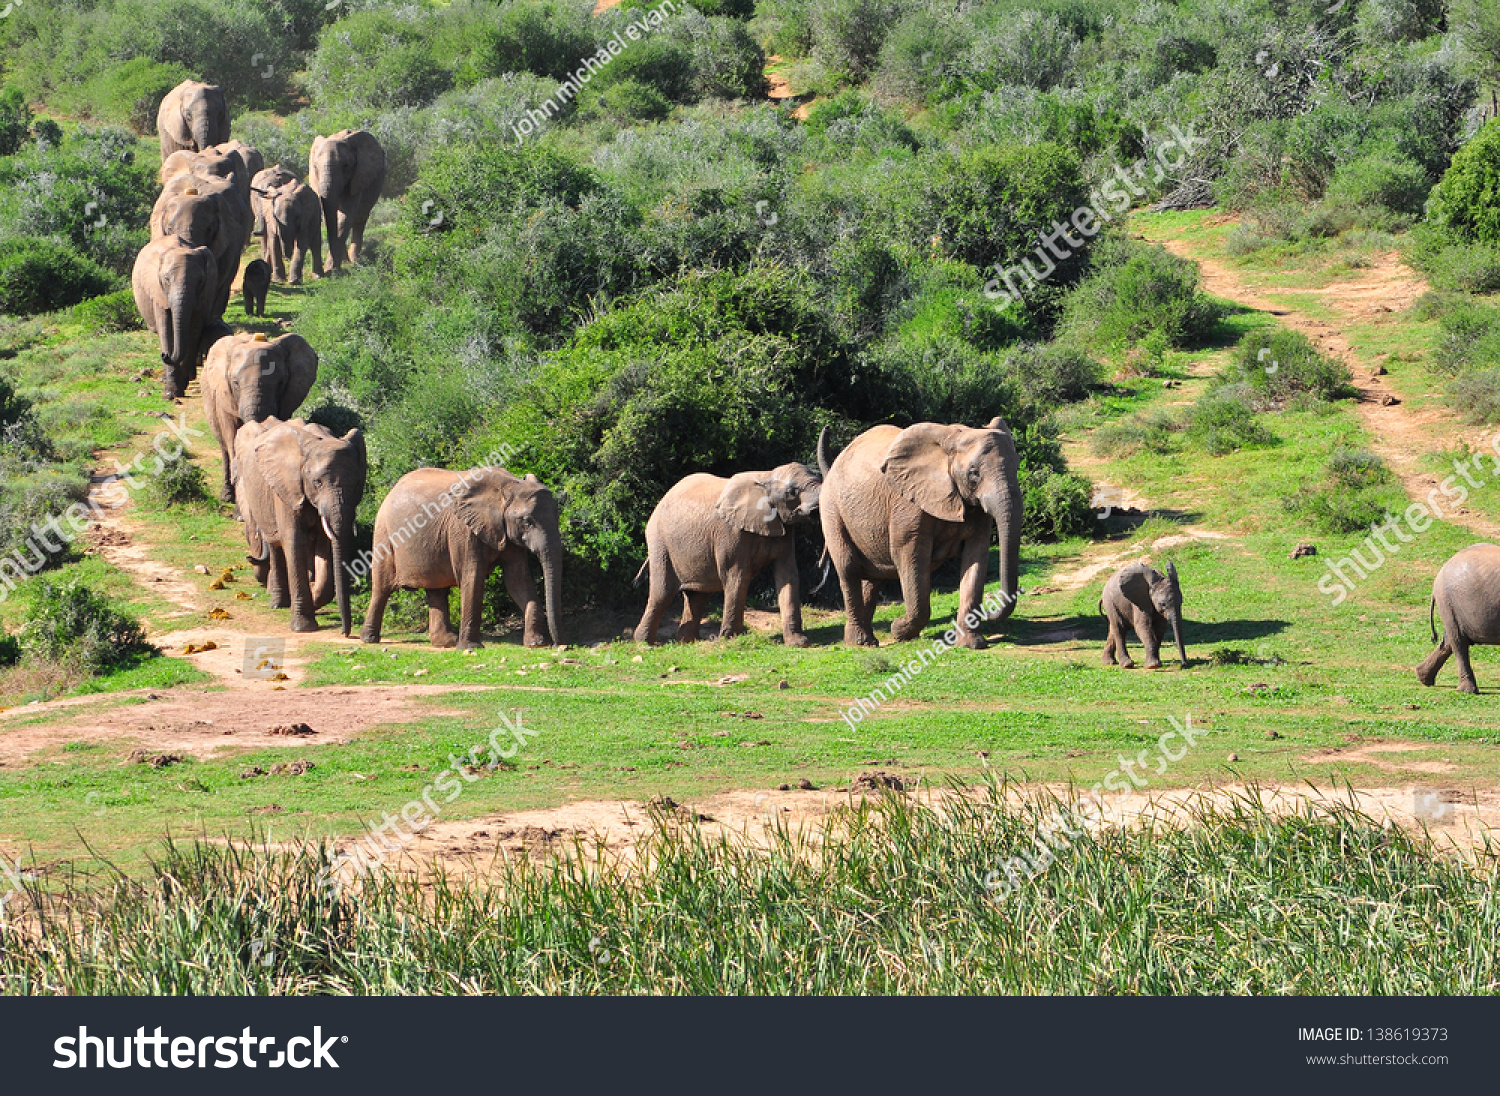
<box><xmin>323</xmin><ymin>505</ymin><xmax>354</xmax><ymax>637</ymax></box>
<box><xmin>817</xmin><ymin>426</ymin><xmax>832</xmax><ymax>478</ymax></box>
<box><xmin>984</xmin><ymin>488</ymin><xmax>1021</xmax><ymax>625</ymax></box>
<box><xmin>1171</xmin><ymin>610</ymin><xmax>1187</xmax><ymax>666</ymax></box>
<box><xmin>540</xmin><ymin>528</ymin><xmax>563</xmax><ymax>647</ymax></box>
<box><xmin>167</xmin><ymin>289</ymin><xmax>192</xmax><ymax>367</ymax></box>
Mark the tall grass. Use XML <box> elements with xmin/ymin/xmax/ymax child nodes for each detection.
<box><xmin>3</xmin><ymin>789</ymin><xmax>1496</xmax><ymax>995</ymax></box>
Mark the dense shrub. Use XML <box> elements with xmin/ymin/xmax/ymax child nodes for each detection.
<box><xmin>965</xmin><ymin>11</ymin><xmax>1078</xmax><ymax>92</ymax></box>
<box><xmin>1323</xmin><ymin>151</ymin><xmax>1431</xmax><ymax>216</ymax></box>
<box><xmin>1002</xmin><ymin>342</ymin><xmax>1100</xmax><ymax>406</ymax></box>
<box><xmin>455</xmin><ymin>0</ymin><xmax>597</xmax><ymax>84</ymax></box>
<box><xmin>1019</xmin><ymin>466</ymin><xmax>1094</xmax><ymax>540</ymax></box>
<box><xmin>1430</xmin><ymin>120</ymin><xmax>1500</xmax><ymax>244</ymax></box>
<box><xmin>1089</xmin><ymin>408</ymin><xmax>1180</xmax><ymax>458</ymax></box>
<box><xmin>0</xmin><ymin>237</ymin><xmax>117</xmax><ymax>317</ymax></box>
<box><xmin>1059</xmin><ymin>236</ymin><xmax>1220</xmax><ymax>350</ymax></box>
<box><xmin>141</xmin><ymin>447</ymin><xmax>211</xmax><ymax>508</ymax></box>
<box><xmin>1446</xmin><ymin>368</ymin><xmax>1500</xmax><ymax>424</ymax></box>
<box><xmin>1431</xmin><ymin>298</ymin><xmax>1500</xmax><ymax>374</ymax></box>
<box><xmin>1226</xmin><ymin>328</ymin><xmax>1354</xmax><ymax>406</ymax></box>
<box><xmin>0</xmin><ymin>87</ymin><xmax>32</xmax><ymax>157</ymax></box>
<box><xmin>670</xmin><ymin>11</ymin><xmax>768</xmax><ymax>100</ymax></box>
<box><xmin>1282</xmin><ymin>448</ymin><xmax>1405</xmax><ymax>533</ymax></box>
<box><xmin>1185</xmin><ymin>384</ymin><xmax>1275</xmax><ymax>455</ymax></box>
<box><xmin>305</xmin><ymin>9</ymin><xmax>452</xmax><ymax>110</ymax></box>
<box><xmin>19</xmin><ymin>578</ymin><xmax>152</xmax><ymax>674</ymax></box>
<box><xmin>0</xmin><ymin>632</ymin><xmax>19</xmax><ymax>669</ymax></box>
<box><xmin>71</xmin><ymin>289</ymin><xmax>144</xmax><ymax>334</ymax></box>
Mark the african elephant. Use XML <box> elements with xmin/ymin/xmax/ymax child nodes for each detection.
<box><xmin>632</xmin><ymin>464</ymin><xmax>822</xmax><ymax>646</ymax></box>
<box><xmin>255</xmin><ymin>176</ymin><xmax>324</xmax><ymax>284</ymax></box>
<box><xmin>1101</xmin><ymin>562</ymin><xmax>1186</xmax><ymax>669</ymax></box>
<box><xmin>249</xmin><ymin>165</ymin><xmax>297</xmax><ymax>245</ymax></box>
<box><xmin>151</xmin><ymin>173</ymin><xmax>249</xmax><ymax>318</ymax></box>
<box><xmin>819</xmin><ymin>420</ymin><xmax>1022</xmax><ymax>648</ymax></box>
<box><xmin>1416</xmin><ymin>543</ymin><xmax>1500</xmax><ymax>694</ymax></box>
<box><xmin>241</xmin><ymin>258</ymin><xmax>269</xmax><ymax>316</ymax></box>
<box><xmin>201</xmin><ymin>332</ymin><xmax>318</xmax><ymax>502</ymax></box>
<box><xmin>156</xmin><ymin>81</ymin><xmax>230</xmax><ymax>161</ymax></box>
<box><xmin>360</xmin><ymin>467</ymin><xmax>563</xmax><ymax>651</ymax></box>
<box><xmin>131</xmin><ymin>236</ymin><xmax>220</xmax><ymax>400</ymax></box>
<box><xmin>308</xmin><ymin>130</ymin><xmax>386</xmax><ymax>272</ymax></box>
<box><xmin>234</xmin><ymin>417</ymin><xmax>367</xmax><ymax>635</ymax></box>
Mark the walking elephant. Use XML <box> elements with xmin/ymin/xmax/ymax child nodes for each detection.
<box><xmin>1101</xmin><ymin>562</ymin><xmax>1186</xmax><ymax>669</ymax></box>
<box><xmin>360</xmin><ymin>467</ymin><xmax>563</xmax><ymax>651</ymax></box>
<box><xmin>633</xmin><ymin>463</ymin><xmax>822</xmax><ymax>645</ymax></box>
<box><xmin>157</xmin><ymin>81</ymin><xmax>230</xmax><ymax>160</ymax></box>
<box><xmin>255</xmin><ymin>175</ymin><xmax>323</xmax><ymax>284</ymax></box>
<box><xmin>131</xmin><ymin>236</ymin><xmax>220</xmax><ymax>400</ymax></box>
<box><xmin>819</xmin><ymin>420</ymin><xmax>1022</xmax><ymax>648</ymax></box>
<box><xmin>201</xmin><ymin>332</ymin><xmax>318</xmax><ymax>502</ymax></box>
<box><xmin>151</xmin><ymin>173</ymin><xmax>249</xmax><ymax>318</ymax></box>
<box><xmin>1416</xmin><ymin>543</ymin><xmax>1500</xmax><ymax>694</ymax></box>
<box><xmin>250</xmin><ymin>165</ymin><xmax>297</xmax><ymax>245</ymax></box>
<box><xmin>309</xmin><ymin>130</ymin><xmax>386</xmax><ymax>272</ymax></box>
<box><xmin>241</xmin><ymin>258</ymin><xmax>270</xmax><ymax>316</ymax></box>
<box><xmin>234</xmin><ymin>418</ymin><xmax>367</xmax><ymax>635</ymax></box>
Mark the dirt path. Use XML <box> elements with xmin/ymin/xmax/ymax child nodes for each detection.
<box><xmin>1156</xmin><ymin>237</ymin><xmax>1500</xmax><ymax>541</ymax></box>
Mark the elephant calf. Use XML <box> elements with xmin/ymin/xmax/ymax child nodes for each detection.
<box><xmin>241</xmin><ymin>259</ymin><xmax>270</xmax><ymax>317</ymax></box>
<box><xmin>1101</xmin><ymin>562</ymin><xmax>1186</xmax><ymax>669</ymax></box>
<box><xmin>360</xmin><ymin>467</ymin><xmax>563</xmax><ymax>650</ymax></box>
<box><xmin>1416</xmin><ymin>543</ymin><xmax>1500</xmax><ymax>694</ymax></box>
<box><xmin>633</xmin><ymin>464</ymin><xmax>821</xmax><ymax>646</ymax></box>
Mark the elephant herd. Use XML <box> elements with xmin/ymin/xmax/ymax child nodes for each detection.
<box><xmin>132</xmin><ymin>80</ymin><xmax>386</xmax><ymax>399</ymax></box>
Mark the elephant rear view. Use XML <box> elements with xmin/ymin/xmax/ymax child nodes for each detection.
<box><xmin>819</xmin><ymin>420</ymin><xmax>1022</xmax><ymax>648</ymax></box>
<box><xmin>156</xmin><ymin>81</ymin><xmax>229</xmax><ymax>160</ymax></box>
<box><xmin>1101</xmin><ymin>561</ymin><xmax>1186</xmax><ymax>669</ymax></box>
<box><xmin>633</xmin><ymin>463</ymin><xmax>822</xmax><ymax>646</ymax></box>
<box><xmin>360</xmin><ymin>467</ymin><xmax>563</xmax><ymax>650</ymax></box>
<box><xmin>1416</xmin><ymin>543</ymin><xmax>1500</xmax><ymax>694</ymax></box>
<box><xmin>202</xmin><ymin>332</ymin><xmax>318</xmax><ymax>502</ymax></box>
<box><xmin>309</xmin><ymin>130</ymin><xmax>386</xmax><ymax>272</ymax></box>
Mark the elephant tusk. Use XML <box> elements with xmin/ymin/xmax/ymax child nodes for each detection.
<box><xmin>322</xmin><ymin>514</ymin><xmax>336</xmax><ymax>542</ymax></box>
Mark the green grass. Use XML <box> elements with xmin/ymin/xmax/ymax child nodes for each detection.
<box><xmin>3</xmin><ymin>790</ymin><xmax>1495</xmax><ymax>994</ymax></box>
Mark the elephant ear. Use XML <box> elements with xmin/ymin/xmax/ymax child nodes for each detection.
<box><xmin>274</xmin><ymin>335</ymin><xmax>318</xmax><ymax>418</ymax></box>
<box><xmin>252</xmin><ymin>425</ymin><xmax>307</xmax><ymax>512</ymax></box>
<box><xmin>454</xmin><ymin>471</ymin><xmax>513</xmax><ymax>552</ymax></box>
<box><xmin>716</xmin><ymin>473</ymin><xmax>784</xmax><ymax>536</ymax></box>
<box><xmin>881</xmin><ymin>424</ymin><xmax>966</xmax><ymax>523</ymax></box>
<box><xmin>984</xmin><ymin>416</ymin><xmax>1012</xmax><ymax>435</ymax></box>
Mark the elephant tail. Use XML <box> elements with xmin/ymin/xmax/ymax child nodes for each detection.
<box><xmin>632</xmin><ymin>557</ymin><xmax>649</xmax><ymax>588</ymax></box>
<box><xmin>1098</xmin><ymin>598</ymin><xmax>1105</xmax><ymax>619</ymax></box>
<box><xmin>1430</xmin><ymin>596</ymin><xmax>1438</xmax><ymax>644</ymax></box>
<box><xmin>808</xmin><ymin>548</ymin><xmax>833</xmax><ymax>598</ymax></box>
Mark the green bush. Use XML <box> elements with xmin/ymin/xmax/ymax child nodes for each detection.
<box><xmin>455</xmin><ymin>0</ymin><xmax>597</xmax><ymax>84</ymax></box>
<box><xmin>141</xmin><ymin>446</ymin><xmax>211</xmax><ymax>509</ymax></box>
<box><xmin>1407</xmin><ymin>224</ymin><xmax>1500</xmax><ymax>293</ymax></box>
<box><xmin>1323</xmin><ymin>151</ymin><xmax>1431</xmax><ymax>216</ymax></box>
<box><xmin>1089</xmin><ymin>408</ymin><xmax>1180</xmax><ymax>458</ymax></box>
<box><xmin>578</xmin><ymin>79</ymin><xmax>673</xmax><ymax>124</ymax></box>
<box><xmin>1227</xmin><ymin>328</ymin><xmax>1354</xmax><ymax>406</ymax></box>
<box><xmin>1282</xmin><ymin>448</ymin><xmax>1405</xmax><ymax>533</ymax></box>
<box><xmin>71</xmin><ymin>289</ymin><xmax>144</xmax><ymax>335</ymax></box>
<box><xmin>1429</xmin><ymin>120</ymin><xmax>1500</xmax><ymax>244</ymax></box>
<box><xmin>1002</xmin><ymin>342</ymin><xmax>1099</xmax><ymax>406</ymax></box>
<box><xmin>19</xmin><ymin>578</ymin><xmax>152</xmax><ymax>674</ymax></box>
<box><xmin>0</xmin><ymin>632</ymin><xmax>20</xmax><ymax>668</ymax></box>
<box><xmin>1185</xmin><ymin>384</ymin><xmax>1275</xmax><ymax>455</ymax></box>
<box><xmin>671</xmin><ymin>12</ymin><xmax>768</xmax><ymax>100</ymax></box>
<box><xmin>810</xmin><ymin>0</ymin><xmax>906</xmax><ymax>82</ymax></box>
<box><xmin>1060</xmin><ymin>236</ymin><xmax>1220</xmax><ymax>350</ymax></box>
<box><xmin>0</xmin><ymin>86</ymin><xmax>32</xmax><ymax>157</ymax></box>
<box><xmin>1446</xmin><ymin>368</ymin><xmax>1500</xmax><ymax>424</ymax></box>
<box><xmin>78</xmin><ymin>58</ymin><xmax>195</xmax><ymax>134</ymax></box>
<box><xmin>305</xmin><ymin>9</ymin><xmax>452</xmax><ymax>110</ymax></box>
<box><xmin>0</xmin><ymin>237</ymin><xmax>118</xmax><ymax>318</ymax></box>
<box><xmin>1431</xmin><ymin>298</ymin><xmax>1500</xmax><ymax>374</ymax></box>
<box><xmin>1020</xmin><ymin>466</ymin><xmax>1094</xmax><ymax>541</ymax></box>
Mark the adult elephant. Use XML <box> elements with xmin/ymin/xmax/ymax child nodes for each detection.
<box><xmin>308</xmin><ymin>130</ymin><xmax>386</xmax><ymax>273</ymax></box>
<box><xmin>255</xmin><ymin>176</ymin><xmax>323</xmax><ymax>283</ymax></box>
<box><xmin>201</xmin><ymin>332</ymin><xmax>318</xmax><ymax>502</ymax></box>
<box><xmin>1416</xmin><ymin>543</ymin><xmax>1500</xmax><ymax>694</ymax></box>
<box><xmin>819</xmin><ymin>419</ymin><xmax>1022</xmax><ymax>648</ymax></box>
<box><xmin>156</xmin><ymin>81</ymin><xmax>230</xmax><ymax>161</ymax></box>
<box><xmin>360</xmin><ymin>468</ymin><xmax>562</xmax><ymax>651</ymax></box>
<box><xmin>234</xmin><ymin>418</ymin><xmax>366</xmax><ymax>635</ymax></box>
<box><xmin>633</xmin><ymin>463</ymin><xmax>822</xmax><ymax>646</ymax></box>
<box><xmin>249</xmin><ymin>165</ymin><xmax>297</xmax><ymax>249</ymax></box>
<box><xmin>152</xmin><ymin>174</ymin><xmax>248</xmax><ymax>318</ymax></box>
<box><xmin>131</xmin><ymin>236</ymin><xmax>220</xmax><ymax>400</ymax></box>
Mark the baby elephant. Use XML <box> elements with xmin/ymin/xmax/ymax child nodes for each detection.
<box><xmin>1416</xmin><ymin>543</ymin><xmax>1500</xmax><ymax>694</ymax></box>
<box><xmin>1101</xmin><ymin>561</ymin><xmax>1186</xmax><ymax>669</ymax></box>
<box><xmin>633</xmin><ymin>463</ymin><xmax>821</xmax><ymax>646</ymax></box>
<box><xmin>241</xmin><ymin>258</ymin><xmax>270</xmax><ymax>316</ymax></box>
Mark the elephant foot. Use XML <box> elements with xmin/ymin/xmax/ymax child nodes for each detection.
<box><xmin>522</xmin><ymin>634</ymin><xmax>550</xmax><ymax>648</ymax></box>
<box><xmin>290</xmin><ymin>617</ymin><xmax>320</xmax><ymax>633</ymax></box>
<box><xmin>954</xmin><ymin>631</ymin><xmax>987</xmax><ymax>650</ymax></box>
<box><xmin>429</xmin><ymin>632</ymin><xmax>458</xmax><ymax>649</ymax></box>
<box><xmin>632</xmin><ymin>627</ymin><xmax>658</xmax><ymax>645</ymax></box>
<box><xmin>1415</xmin><ymin>670</ymin><xmax>1438</xmax><ymax>687</ymax></box>
<box><xmin>1458</xmin><ymin>679</ymin><xmax>1479</xmax><ymax>695</ymax></box>
<box><xmin>844</xmin><ymin>628</ymin><xmax>880</xmax><ymax>647</ymax></box>
<box><xmin>1119</xmin><ymin>658</ymin><xmax>1136</xmax><ymax>670</ymax></box>
<box><xmin>359</xmin><ymin>629</ymin><xmax>381</xmax><ymax>645</ymax></box>
<box><xmin>269</xmin><ymin>594</ymin><xmax>289</xmax><ymax>610</ymax></box>
<box><xmin>219</xmin><ymin>484</ymin><xmax>234</xmax><ymax>503</ymax></box>
<box><xmin>889</xmin><ymin>617</ymin><xmax>928</xmax><ymax>643</ymax></box>
<box><xmin>459</xmin><ymin>639</ymin><xmax>486</xmax><ymax>651</ymax></box>
<box><xmin>1144</xmin><ymin>659</ymin><xmax>1163</xmax><ymax>670</ymax></box>
<box><xmin>783</xmin><ymin>633</ymin><xmax>811</xmax><ymax>648</ymax></box>
<box><xmin>718</xmin><ymin>626</ymin><xmax>747</xmax><ymax>642</ymax></box>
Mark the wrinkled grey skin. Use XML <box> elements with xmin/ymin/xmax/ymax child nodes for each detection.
<box><xmin>361</xmin><ymin>468</ymin><xmax>563</xmax><ymax>651</ymax></box>
<box><xmin>241</xmin><ymin>259</ymin><xmax>269</xmax><ymax>316</ymax></box>
<box><xmin>308</xmin><ymin>130</ymin><xmax>386</xmax><ymax>272</ymax></box>
<box><xmin>202</xmin><ymin>332</ymin><xmax>317</xmax><ymax>502</ymax></box>
<box><xmin>250</xmin><ymin>165</ymin><xmax>297</xmax><ymax>245</ymax></box>
<box><xmin>1416</xmin><ymin>543</ymin><xmax>1500</xmax><ymax>694</ymax></box>
<box><xmin>151</xmin><ymin>173</ymin><xmax>249</xmax><ymax>318</ymax></box>
<box><xmin>819</xmin><ymin>420</ymin><xmax>1022</xmax><ymax>648</ymax></box>
<box><xmin>131</xmin><ymin>235</ymin><xmax>219</xmax><ymax>400</ymax></box>
<box><xmin>235</xmin><ymin>418</ymin><xmax>367</xmax><ymax>635</ymax></box>
<box><xmin>253</xmin><ymin>176</ymin><xmax>324</xmax><ymax>284</ymax></box>
<box><xmin>1101</xmin><ymin>561</ymin><xmax>1186</xmax><ymax>669</ymax></box>
<box><xmin>633</xmin><ymin>462</ymin><xmax>822</xmax><ymax>646</ymax></box>
<box><xmin>156</xmin><ymin>81</ymin><xmax>230</xmax><ymax>160</ymax></box>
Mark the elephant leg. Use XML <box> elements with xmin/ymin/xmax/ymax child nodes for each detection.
<box><xmin>289</xmin><ymin>243</ymin><xmax>306</xmax><ymax>286</ymax></box>
<box><xmin>1135</xmin><ymin>609</ymin><xmax>1162</xmax><ymax>670</ymax></box>
<box><xmin>1416</xmin><ymin>640</ymin><xmax>1451</xmax><ymax>687</ymax></box>
<box><xmin>771</xmin><ymin>545</ymin><xmax>808</xmax><ymax>647</ymax></box>
<box><xmin>269</xmin><ymin>231</ymin><xmax>287</xmax><ymax>283</ymax></box>
<box><xmin>311</xmin><ymin>538</ymin><xmax>334</xmax><ymax>610</ymax></box>
<box><xmin>359</xmin><ymin>561</ymin><xmax>393</xmax><ymax>644</ymax></box>
<box><xmin>679</xmin><ymin>591</ymin><xmax>711</xmax><ymax>643</ymax></box>
<box><xmin>952</xmin><ymin>533</ymin><xmax>989</xmax><ymax>650</ymax></box>
<box><xmin>287</xmin><ymin>524</ymin><xmax>319</xmax><ymax>632</ymax></box>
<box><xmin>310</xmin><ymin>233</ymin><xmax>324</xmax><ymax>279</ymax></box>
<box><xmin>267</xmin><ymin>543</ymin><xmax>290</xmax><ymax>611</ymax></box>
<box><xmin>458</xmin><ymin>561</ymin><xmax>494</xmax><ymax>650</ymax></box>
<box><xmin>633</xmin><ymin>558</ymin><xmax>680</xmax><ymax>645</ymax></box>
<box><xmin>835</xmin><ymin>564</ymin><xmax>877</xmax><ymax>647</ymax></box>
<box><xmin>1107</xmin><ymin>608</ymin><xmax>1134</xmax><ymax>669</ymax></box>
<box><xmin>1102</xmin><ymin>614</ymin><xmax>1120</xmax><ymax>666</ymax></box>
<box><xmin>720</xmin><ymin>565</ymin><xmax>751</xmax><ymax>640</ymax></box>
<box><xmin>890</xmin><ymin>524</ymin><xmax>934</xmax><ymax>643</ymax></box>
<box><xmin>1451</xmin><ymin>634</ymin><xmax>1479</xmax><ymax>694</ymax></box>
<box><xmin>502</xmin><ymin>554</ymin><xmax>547</xmax><ymax>648</ymax></box>
<box><xmin>219</xmin><ymin>442</ymin><xmax>234</xmax><ymax>502</ymax></box>
<box><xmin>426</xmin><ymin>588</ymin><xmax>458</xmax><ymax>648</ymax></box>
